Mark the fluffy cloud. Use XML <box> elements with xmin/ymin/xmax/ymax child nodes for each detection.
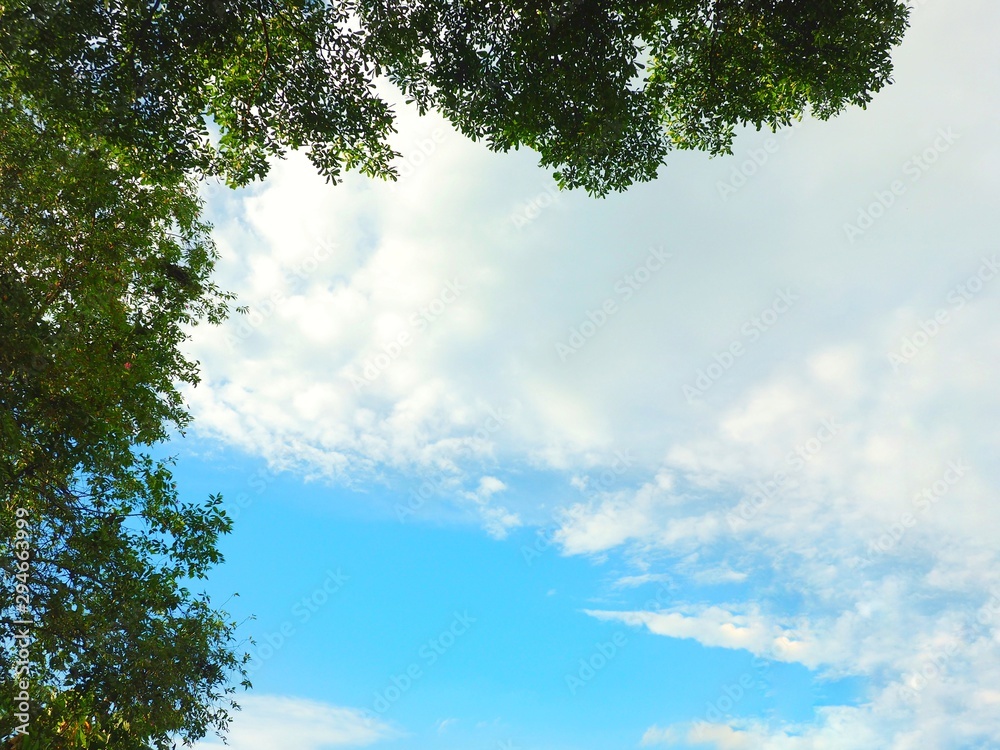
<box><xmin>567</xmin><ymin>321</ymin><xmax>1000</xmax><ymax>745</ymax></box>
<box><xmin>186</xmin><ymin>1</ymin><xmax>1000</xmax><ymax>508</ymax></box>
<box><xmin>572</xmin><ymin>353</ymin><xmax>1000</xmax><ymax>746</ymax></box>
<box><xmin>586</xmin><ymin>607</ymin><xmax>819</xmax><ymax>667</ymax></box>
<box><xmin>181</xmin><ymin>0</ymin><xmax>1000</xmax><ymax>746</ymax></box>
<box><xmin>193</xmin><ymin>695</ymin><xmax>397</xmax><ymax>750</ymax></box>
<box><xmin>463</xmin><ymin>475</ymin><xmax>521</xmax><ymax>539</ymax></box>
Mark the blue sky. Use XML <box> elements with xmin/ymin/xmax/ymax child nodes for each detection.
<box><xmin>172</xmin><ymin>1</ymin><xmax>1000</xmax><ymax>747</ymax></box>
<box><xmin>172</xmin><ymin>438</ymin><xmax>861</xmax><ymax>750</ymax></box>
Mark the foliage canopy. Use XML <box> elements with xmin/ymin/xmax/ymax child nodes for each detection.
<box><xmin>0</xmin><ymin>0</ymin><xmax>912</xmax><ymax>744</ymax></box>
<box><xmin>0</xmin><ymin>0</ymin><xmax>911</xmax><ymax>194</ymax></box>
<box><xmin>0</xmin><ymin>98</ymin><xmax>246</xmax><ymax>748</ymax></box>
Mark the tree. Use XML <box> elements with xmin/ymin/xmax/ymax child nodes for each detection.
<box><xmin>0</xmin><ymin>0</ymin><xmax>398</xmax><ymax>186</ymax></box>
<box><xmin>361</xmin><ymin>0</ymin><xmax>912</xmax><ymax>193</ymax></box>
<box><xmin>0</xmin><ymin>95</ymin><xmax>247</xmax><ymax>748</ymax></box>
<box><xmin>0</xmin><ymin>0</ymin><xmax>910</xmax><ymax>195</ymax></box>
<box><xmin>0</xmin><ymin>0</ymin><xmax>912</xmax><ymax>742</ymax></box>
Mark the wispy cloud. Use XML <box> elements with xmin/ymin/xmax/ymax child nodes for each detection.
<box><xmin>193</xmin><ymin>695</ymin><xmax>398</xmax><ymax>750</ymax></box>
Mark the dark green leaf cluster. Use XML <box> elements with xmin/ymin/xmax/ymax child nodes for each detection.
<box><xmin>0</xmin><ymin>0</ymin><xmax>913</xmax><ymax>744</ymax></box>
<box><xmin>0</xmin><ymin>101</ymin><xmax>247</xmax><ymax>748</ymax></box>
<box><xmin>360</xmin><ymin>0</ymin><xmax>910</xmax><ymax>193</ymax></box>
<box><xmin>0</xmin><ymin>0</ymin><xmax>399</xmax><ymax>186</ymax></box>
<box><xmin>1</xmin><ymin>0</ymin><xmax>909</xmax><ymax>194</ymax></box>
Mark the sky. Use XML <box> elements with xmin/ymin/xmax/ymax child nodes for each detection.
<box><xmin>166</xmin><ymin>1</ymin><xmax>1000</xmax><ymax>747</ymax></box>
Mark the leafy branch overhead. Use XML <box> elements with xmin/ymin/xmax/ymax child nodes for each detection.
<box><xmin>0</xmin><ymin>1</ymin><xmax>911</xmax><ymax>746</ymax></box>
<box><xmin>361</xmin><ymin>0</ymin><xmax>909</xmax><ymax>193</ymax></box>
<box><xmin>0</xmin><ymin>99</ymin><xmax>245</xmax><ymax>747</ymax></box>
<box><xmin>1</xmin><ymin>0</ymin><xmax>910</xmax><ymax>195</ymax></box>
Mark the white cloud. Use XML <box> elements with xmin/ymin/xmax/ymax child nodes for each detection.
<box><xmin>686</xmin><ymin>722</ymin><xmax>755</xmax><ymax>750</ymax></box>
<box><xmin>641</xmin><ymin>724</ymin><xmax>681</xmax><ymax>746</ymax></box>
<box><xmin>566</xmin><ymin>320</ymin><xmax>1000</xmax><ymax>742</ymax></box>
<box><xmin>193</xmin><ymin>695</ymin><xmax>397</xmax><ymax>750</ymax></box>
<box><xmin>182</xmin><ymin>0</ymin><xmax>1000</xmax><ymax>745</ymax></box>
<box><xmin>586</xmin><ymin>607</ymin><xmax>822</xmax><ymax>668</ymax></box>
<box><xmin>479</xmin><ymin>504</ymin><xmax>523</xmax><ymax>540</ymax></box>
<box><xmin>435</xmin><ymin>718</ymin><xmax>458</xmax><ymax>734</ymax></box>
<box><xmin>472</xmin><ymin>476</ymin><xmax>506</xmax><ymax>498</ymax></box>
<box><xmin>639</xmin><ymin>692</ymin><xmax>1000</xmax><ymax>750</ymax></box>
<box><xmin>461</xmin><ymin>475</ymin><xmax>521</xmax><ymax>539</ymax></box>
<box><xmin>690</xmin><ymin>566</ymin><xmax>748</xmax><ymax>585</ymax></box>
<box><xmin>614</xmin><ymin>573</ymin><xmax>674</xmax><ymax>589</ymax></box>
<box><xmin>186</xmin><ymin>0</ymin><xmax>1000</xmax><ymax>491</ymax></box>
